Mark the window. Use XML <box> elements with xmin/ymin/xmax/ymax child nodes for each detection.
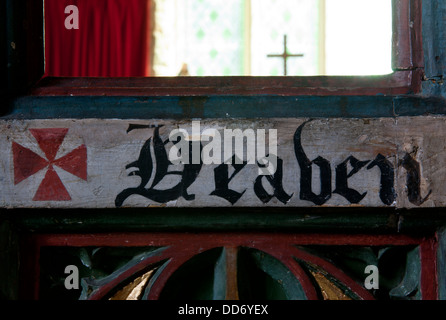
<box><xmin>153</xmin><ymin>0</ymin><xmax>392</xmax><ymax>77</ymax></box>
<box><xmin>32</xmin><ymin>0</ymin><xmax>422</xmax><ymax>96</ymax></box>
<box><xmin>45</xmin><ymin>0</ymin><xmax>393</xmax><ymax>77</ymax></box>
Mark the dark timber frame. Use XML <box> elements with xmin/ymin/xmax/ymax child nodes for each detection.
<box><xmin>3</xmin><ymin>0</ymin><xmax>446</xmax><ymax>300</ymax></box>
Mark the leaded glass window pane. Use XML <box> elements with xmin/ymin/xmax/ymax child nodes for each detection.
<box><xmin>152</xmin><ymin>0</ymin><xmax>392</xmax><ymax>77</ymax></box>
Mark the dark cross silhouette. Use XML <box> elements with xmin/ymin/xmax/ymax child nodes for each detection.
<box><xmin>267</xmin><ymin>35</ymin><xmax>304</xmax><ymax>76</ymax></box>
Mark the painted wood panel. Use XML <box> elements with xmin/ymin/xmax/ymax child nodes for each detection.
<box><xmin>1</xmin><ymin>117</ymin><xmax>444</xmax><ymax>209</ymax></box>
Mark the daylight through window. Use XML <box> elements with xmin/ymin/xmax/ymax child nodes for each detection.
<box><xmin>44</xmin><ymin>0</ymin><xmax>393</xmax><ymax>77</ymax></box>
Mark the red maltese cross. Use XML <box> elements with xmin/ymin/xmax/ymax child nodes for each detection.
<box><xmin>12</xmin><ymin>128</ymin><xmax>87</xmax><ymax>201</ymax></box>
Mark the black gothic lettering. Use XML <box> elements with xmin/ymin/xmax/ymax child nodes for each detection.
<box><xmin>334</xmin><ymin>156</ymin><xmax>369</xmax><ymax>204</ymax></box>
<box><xmin>294</xmin><ymin>122</ymin><xmax>332</xmax><ymax>205</ymax></box>
<box><xmin>152</xmin><ymin>126</ymin><xmax>171</xmax><ymax>187</ymax></box>
<box><xmin>116</xmin><ymin>122</ymin><xmax>407</xmax><ymax>208</ymax></box>
<box><xmin>401</xmin><ymin>153</ymin><xmax>432</xmax><ymax>206</ymax></box>
<box><xmin>254</xmin><ymin>157</ymin><xmax>293</xmax><ymax>204</ymax></box>
<box><xmin>115</xmin><ymin>126</ymin><xmax>202</xmax><ymax>207</ymax></box>
<box><xmin>210</xmin><ymin>155</ymin><xmax>247</xmax><ymax>205</ymax></box>
<box><xmin>367</xmin><ymin>154</ymin><xmax>396</xmax><ymax>205</ymax></box>
<box><xmin>126</xmin><ymin>124</ymin><xmax>160</xmax><ymax>133</ymax></box>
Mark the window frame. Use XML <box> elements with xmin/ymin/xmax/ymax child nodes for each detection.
<box><xmin>25</xmin><ymin>0</ymin><xmax>423</xmax><ymax>97</ymax></box>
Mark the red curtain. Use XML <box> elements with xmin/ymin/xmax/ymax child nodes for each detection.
<box><xmin>45</xmin><ymin>0</ymin><xmax>151</xmax><ymax>77</ymax></box>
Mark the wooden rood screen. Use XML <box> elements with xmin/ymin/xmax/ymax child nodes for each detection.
<box><xmin>2</xmin><ymin>0</ymin><xmax>445</xmax><ymax>302</ymax></box>
<box><xmin>23</xmin><ymin>233</ymin><xmax>437</xmax><ymax>300</ymax></box>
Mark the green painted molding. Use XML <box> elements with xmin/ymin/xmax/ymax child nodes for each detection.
<box><xmin>4</xmin><ymin>94</ymin><xmax>446</xmax><ymax>120</ymax></box>
<box><xmin>437</xmin><ymin>227</ymin><xmax>446</xmax><ymax>300</ymax></box>
<box><xmin>2</xmin><ymin>207</ymin><xmax>444</xmax><ymax>234</ymax></box>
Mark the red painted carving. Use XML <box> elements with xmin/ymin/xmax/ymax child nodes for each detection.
<box><xmin>30</xmin><ymin>128</ymin><xmax>69</xmax><ymax>161</ymax></box>
<box><xmin>33</xmin><ymin>166</ymin><xmax>72</xmax><ymax>201</ymax></box>
<box><xmin>53</xmin><ymin>145</ymin><xmax>88</xmax><ymax>181</ymax></box>
<box><xmin>12</xmin><ymin>128</ymin><xmax>87</xmax><ymax>201</ymax></box>
<box><xmin>12</xmin><ymin>142</ymin><xmax>49</xmax><ymax>184</ymax></box>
